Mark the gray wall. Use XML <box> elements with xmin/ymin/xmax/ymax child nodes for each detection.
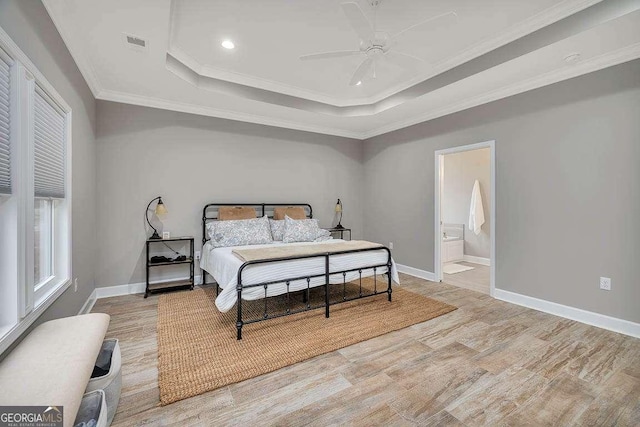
<box><xmin>443</xmin><ymin>148</ymin><xmax>491</xmax><ymax>259</ymax></box>
<box><xmin>0</xmin><ymin>1</ymin><xmax>97</xmax><ymax>323</ymax></box>
<box><xmin>363</xmin><ymin>60</ymin><xmax>640</xmax><ymax>323</ymax></box>
<box><xmin>95</xmin><ymin>101</ymin><xmax>363</xmax><ymax>288</ymax></box>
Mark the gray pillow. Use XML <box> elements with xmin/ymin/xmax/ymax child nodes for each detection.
<box><xmin>269</xmin><ymin>219</ymin><xmax>285</xmax><ymax>241</ymax></box>
<box><xmin>210</xmin><ymin>215</ymin><xmax>273</xmax><ymax>248</ymax></box>
<box><xmin>282</xmin><ymin>215</ymin><xmax>320</xmax><ymax>243</ymax></box>
<box><xmin>314</xmin><ymin>228</ymin><xmax>333</xmax><ymax>242</ymax></box>
<box><xmin>205</xmin><ymin>221</ymin><xmax>216</xmax><ymax>241</ymax></box>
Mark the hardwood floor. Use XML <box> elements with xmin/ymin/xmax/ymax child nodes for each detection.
<box><xmin>92</xmin><ymin>273</ymin><xmax>640</xmax><ymax>426</ymax></box>
<box><xmin>443</xmin><ymin>262</ymin><xmax>490</xmax><ymax>294</ymax></box>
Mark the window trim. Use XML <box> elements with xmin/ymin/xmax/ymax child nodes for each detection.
<box><xmin>34</xmin><ymin>197</ymin><xmax>55</xmax><ymax>300</ymax></box>
<box><xmin>0</xmin><ymin>24</ymin><xmax>73</xmax><ymax>356</ymax></box>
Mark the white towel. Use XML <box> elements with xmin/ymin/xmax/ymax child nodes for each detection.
<box><xmin>469</xmin><ymin>179</ymin><xmax>485</xmax><ymax>236</ymax></box>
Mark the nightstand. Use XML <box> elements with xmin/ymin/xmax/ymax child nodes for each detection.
<box><xmin>324</xmin><ymin>227</ymin><xmax>352</xmax><ymax>241</ymax></box>
<box><xmin>145</xmin><ymin>236</ymin><xmax>194</xmax><ymax>298</ymax></box>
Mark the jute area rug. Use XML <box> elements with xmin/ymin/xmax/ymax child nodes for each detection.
<box><xmin>157</xmin><ymin>278</ymin><xmax>456</xmax><ymax>405</ymax></box>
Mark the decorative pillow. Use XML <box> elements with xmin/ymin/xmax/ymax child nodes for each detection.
<box><xmin>210</xmin><ymin>215</ymin><xmax>273</xmax><ymax>248</ymax></box>
<box><xmin>273</xmin><ymin>206</ymin><xmax>307</xmax><ymax>220</ymax></box>
<box><xmin>269</xmin><ymin>219</ymin><xmax>285</xmax><ymax>241</ymax></box>
<box><xmin>314</xmin><ymin>228</ymin><xmax>333</xmax><ymax>242</ymax></box>
<box><xmin>219</xmin><ymin>206</ymin><xmax>257</xmax><ymax>221</ymax></box>
<box><xmin>205</xmin><ymin>221</ymin><xmax>216</xmax><ymax>241</ymax></box>
<box><xmin>282</xmin><ymin>215</ymin><xmax>320</xmax><ymax>243</ymax></box>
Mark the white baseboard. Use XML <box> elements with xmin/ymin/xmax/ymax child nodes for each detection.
<box><xmin>95</xmin><ymin>283</ymin><xmax>146</xmax><ymax>299</ymax></box>
<box><xmin>94</xmin><ymin>275</ymin><xmax>202</xmax><ymax>300</ymax></box>
<box><xmin>494</xmin><ymin>289</ymin><xmax>640</xmax><ymax>339</ymax></box>
<box><xmin>78</xmin><ymin>289</ymin><xmax>97</xmax><ymax>315</ymax></box>
<box><xmin>396</xmin><ymin>264</ymin><xmax>437</xmax><ymax>282</ymax></box>
<box><xmin>463</xmin><ymin>255</ymin><xmax>491</xmax><ymax>266</ymax></box>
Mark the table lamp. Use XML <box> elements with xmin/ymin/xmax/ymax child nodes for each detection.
<box><xmin>334</xmin><ymin>199</ymin><xmax>344</xmax><ymax>229</ymax></box>
<box><xmin>146</xmin><ymin>196</ymin><xmax>168</xmax><ymax>239</ymax></box>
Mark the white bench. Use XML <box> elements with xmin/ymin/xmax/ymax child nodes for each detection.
<box><xmin>0</xmin><ymin>313</ymin><xmax>110</xmax><ymax>427</ymax></box>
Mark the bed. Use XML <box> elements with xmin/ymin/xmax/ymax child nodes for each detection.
<box><xmin>200</xmin><ymin>203</ymin><xmax>400</xmax><ymax>339</ymax></box>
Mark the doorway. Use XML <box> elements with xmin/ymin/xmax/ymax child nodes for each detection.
<box><xmin>435</xmin><ymin>141</ymin><xmax>495</xmax><ymax>296</ymax></box>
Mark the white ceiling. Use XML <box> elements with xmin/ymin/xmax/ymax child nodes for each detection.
<box><xmin>43</xmin><ymin>0</ymin><xmax>640</xmax><ymax>139</ymax></box>
<box><xmin>169</xmin><ymin>0</ymin><xmax>565</xmax><ymax>104</ymax></box>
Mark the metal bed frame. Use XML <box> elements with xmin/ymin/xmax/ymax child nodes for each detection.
<box><xmin>201</xmin><ymin>203</ymin><xmax>393</xmax><ymax>340</ymax></box>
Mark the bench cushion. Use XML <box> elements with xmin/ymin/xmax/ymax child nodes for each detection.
<box><xmin>0</xmin><ymin>313</ymin><xmax>110</xmax><ymax>427</ymax></box>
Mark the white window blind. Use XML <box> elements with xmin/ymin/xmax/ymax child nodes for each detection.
<box><xmin>0</xmin><ymin>51</ymin><xmax>11</xmax><ymax>195</ymax></box>
<box><xmin>33</xmin><ymin>86</ymin><xmax>65</xmax><ymax>199</ymax></box>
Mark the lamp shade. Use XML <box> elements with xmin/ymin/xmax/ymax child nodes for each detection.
<box><xmin>155</xmin><ymin>198</ymin><xmax>168</xmax><ymax>215</ymax></box>
<box><xmin>334</xmin><ymin>198</ymin><xmax>344</xmax><ymax>229</ymax></box>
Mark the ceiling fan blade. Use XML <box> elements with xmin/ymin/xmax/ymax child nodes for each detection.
<box><xmin>349</xmin><ymin>57</ymin><xmax>374</xmax><ymax>86</ymax></box>
<box><xmin>299</xmin><ymin>50</ymin><xmax>363</xmax><ymax>61</ymax></box>
<box><xmin>390</xmin><ymin>11</ymin><xmax>458</xmax><ymax>41</ymax></box>
<box><xmin>341</xmin><ymin>2</ymin><xmax>375</xmax><ymax>42</ymax></box>
<box><xmin>385</xmin><ymin>50</ymin><xmax>428</xmax><ymax>69</ymax></box>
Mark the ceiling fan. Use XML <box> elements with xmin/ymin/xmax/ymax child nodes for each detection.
<box><xmin>300</xmin><ymin>1</ymin><xmax>457</xmax><ymax>86</ymax></box>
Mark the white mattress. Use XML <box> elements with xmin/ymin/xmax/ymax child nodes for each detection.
<box><xmin>200</xmin><ymin>239</ymin><xmax>400</xmax><ymax>312</ymax></box>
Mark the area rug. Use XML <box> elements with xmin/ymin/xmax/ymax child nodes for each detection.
<box><xmin>156</xmin><ymin>278</ymin><xmax>456</xmax><ymax>405</ymax></box>
<box><xmin>443</xmin><ymin>263</ymin><xmax>475</xmax><ymax>274</ymax></box>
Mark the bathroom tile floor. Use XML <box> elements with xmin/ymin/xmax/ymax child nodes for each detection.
<box><xmin>443</xmin><ymin>261</ymin><xmax>490</xmax><ymax>294</ymax></box>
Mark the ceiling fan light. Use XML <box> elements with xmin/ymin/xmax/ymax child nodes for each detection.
<box><xmin>221</xmin><ymin>39</ymin><xmax>235</xmax><ymax>50</ymax></box>
<box><xmin>356</xmin><ymin>81</ymin><xmax>362</xmax><ymax>86</ymax></box>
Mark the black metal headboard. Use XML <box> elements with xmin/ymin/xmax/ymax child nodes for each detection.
<box><xmin>202</xmin><ymin>203</ymin><xmax>313</xmax><ymax>245</ymax></box>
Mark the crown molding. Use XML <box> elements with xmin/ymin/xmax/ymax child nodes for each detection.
<box><xmin>42</xmin><ymin>0</ymin><xmax>102</xmax><ymax>98</ymax></box>
<box><xmin>362</xmin><ymin>42</ymin><xmax>640</xmax><ymax>139</ymax></box>
<box><xmin>97</xmin><ymin>41</ymin><xmax>640</xmax><ymax>141</ymax></box>
<box><xmin>95</xmin><ymin>88</ymin><xmax>364</xmax><ymax>139</ymax></box>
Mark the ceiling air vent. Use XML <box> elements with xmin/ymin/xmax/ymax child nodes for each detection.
<box><xmin>123</xmin><ymin>33</ymin><xmax>148</xmax><ymax>51</ymax></box>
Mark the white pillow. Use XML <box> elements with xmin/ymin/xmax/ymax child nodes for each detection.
<box><xmin>205</xmin><ymin>221</ymin><xmax>216</xmax><ymax>241</ymax></box>
<box><xmin>314</xmin><ymin>228</ymin><xmax>333</xmax><ymax>242</ymax></box>
<box><xmin>282</xmin><ymin>215</ymin><xmax>320</xmax><ymax>243</ymax></box>
<box><xmin>269</xmin><ymin>219</ymin><xmax>285</xmax><ymax>241</ymax></box>
<box><xmin>210</xmin><ymin>215</ymin><xmax>273</xmax><ymax>248</ymax></box>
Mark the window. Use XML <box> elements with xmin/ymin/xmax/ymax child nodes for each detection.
<box><xmin>34</xmin><ymin>198</ymin><xmax>53</xmax><ymax>288</ymax></box>
<box><xmin>0</xmin><ymin>28</ymin><xmax>72</xmax><ymax>354</ymax></box>
<box><xmin>0</xmin><ymin>45</ymin><xmax>15</xmax><ymax>338</ymax></box>
<box><xmin>0</xmin><ymin>48</ymin><xmax>10</xmax><ymax>196</ymax></box>
<box><xmin>33</xmin><ymin>86</ymin><xmax>66</xmax><ymax>300</ymax></box>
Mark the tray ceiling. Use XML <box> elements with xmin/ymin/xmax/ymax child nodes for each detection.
<box><xmin>43</xmin><ymin>0</ymin><xmax>640</xmax><ymax>139</ymax></box>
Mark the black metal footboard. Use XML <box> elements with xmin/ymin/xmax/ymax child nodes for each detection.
<box><xmin>235</xmin><ymin>246</ymin><xmax>392</xmax><ymax>340</ymax></box>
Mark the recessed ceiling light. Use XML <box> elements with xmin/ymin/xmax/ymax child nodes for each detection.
<box><xmin>356</xmin><ymin>81</ymin><xmax>362</xmax><ymax>86</ymax></box>
<box><xmin>221</xmin><ymin>40</ymin><xmax>235</xmax><ymax>50</ymax></box>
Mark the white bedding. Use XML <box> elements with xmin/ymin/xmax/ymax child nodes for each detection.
<box><xmin>200</xmin><ymin>239</ymin><xmax>400</xmax><ymax>312</ymax></box>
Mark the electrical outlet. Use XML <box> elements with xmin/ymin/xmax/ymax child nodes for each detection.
<box><xmin>195</xmin><ymin>251</ymin><xmax>201</xmax><ymax>260</ymax></box>
<box><xmin>389</xmin><ymin>242</ymin><xmax>394</xmax><ymax>249</ymax></box>
<box><xmin>74</xmin><ymin>278</ymin><xmax>78</xmax><ymax>292</ymax></box>
<box><xmin>600</xmin><ymin>277</ymin><xmax>611</xmax><ymax>291</ymax></box>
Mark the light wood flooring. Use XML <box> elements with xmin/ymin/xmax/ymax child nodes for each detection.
<box><xmin>92</xmin><ymin>273</ymin><xmax>640</xmax><ymax>426</ymax></box>
<box><xmin>443</xmin><ymin>262</ymin><xmax>490</xmax><ymax>294</ymax></box>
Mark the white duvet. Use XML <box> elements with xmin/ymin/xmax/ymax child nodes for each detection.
<box><xmin>200</xmin><ymin>239</ymin><xmax>400</xmax><ymax>312</ymax></box>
